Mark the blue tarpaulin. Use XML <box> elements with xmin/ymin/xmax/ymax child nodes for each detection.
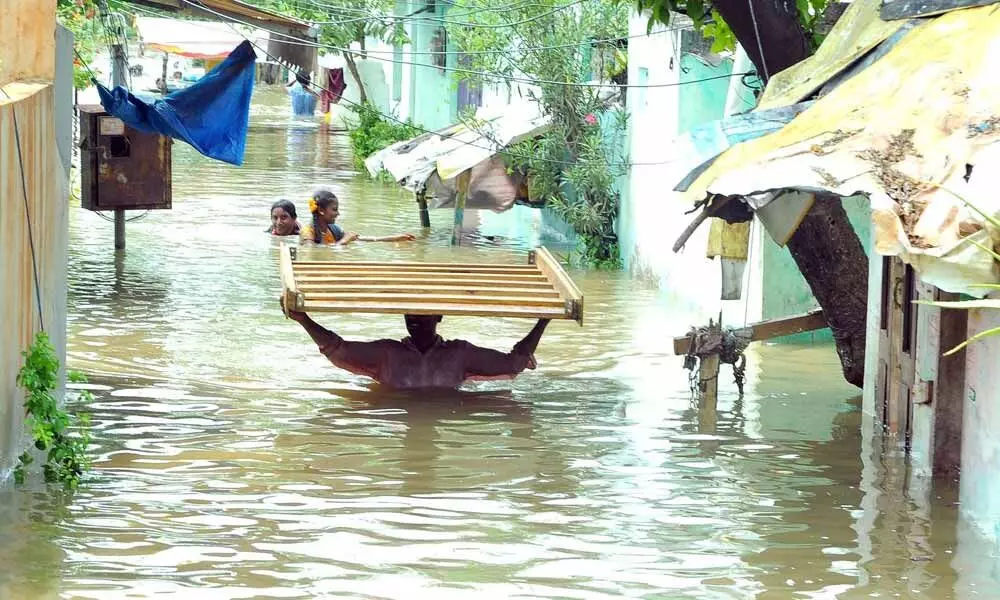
<box><xmin>97</xmin><ymin>40</ymin><xmax>256</xmax><ymax>166</ymax></box>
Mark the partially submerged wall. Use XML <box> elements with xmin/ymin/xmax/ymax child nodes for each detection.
<box><xmin>0</xmin><ymin>0</ymin><xmax>68</xmax><ymax>482</ymax></box>
<box><xmin>957</xmin><ymin>308</ymin><xmax>1000</xmax><ymax>546</ymax></box>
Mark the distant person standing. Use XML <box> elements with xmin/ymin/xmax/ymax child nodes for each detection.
<box><xmin>287</xmin><ymin>72</ymin><xmax>317</xmax><ymax>119</ymax></box>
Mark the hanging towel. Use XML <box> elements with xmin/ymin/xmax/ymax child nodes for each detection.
<box><xmin>97</xmin><ymin>40</ymin><xmax>256</xmax><ymax>166</ymax></box>
<box><xmin>320</xmin><ymin>68</ymin><xmax>347</xmax><ymax>114</ymax></box>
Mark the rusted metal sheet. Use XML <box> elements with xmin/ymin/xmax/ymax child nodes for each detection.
<box><xmin>79</xmin><ymin>105</ymin><xmax>172</xmax><ymax>211</ymax></box>
<box><xmin>881</xmin><ymin>0</ymin><xmax>1000</xmax><ymax>20</ymax></box>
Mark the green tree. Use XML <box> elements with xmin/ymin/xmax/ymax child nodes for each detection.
<box><xmin>58</xmin><ymin>0</ymin><xmax>105</xmax><ymax>90</ymax></box>
<box><xmin>632</xmin><ymin>0</ymin><xmax>831</xmax><ymax>76</ymax></box>
<box><xmin>252</xmin><ymin>0</ymin><xmax>407</xmax><ymax>102</ymax></box>
<box><xmin>444</xmin><ymin>0</ymin><xmax>630</xmax><ymax>266</ymax></box>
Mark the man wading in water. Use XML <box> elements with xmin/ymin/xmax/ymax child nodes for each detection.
<box><xmin>283</xmin><ymin>301</ymin><xmax>550</xmax><ymax>389</ymax></box>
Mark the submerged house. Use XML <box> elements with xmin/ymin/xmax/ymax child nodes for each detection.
<box><xmin>674</xmin><ymin>0</ymin><xmax>1000</xmax><ymax>547</ymax></box>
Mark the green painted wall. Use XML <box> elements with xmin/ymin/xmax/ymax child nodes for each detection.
<box><xmin>678</xmin><ymin>54</ymin><xmax>733</xmax><ymax>134</ymax></box>
<box><xmin>761</xmin><ymin>195</ymin><xmax>872</xmax><ymax>343</ymax></box>
<box><xmin>407</xmin><ymin>1</ymin><xmax>456</xmax><ymax>129</ymax></box>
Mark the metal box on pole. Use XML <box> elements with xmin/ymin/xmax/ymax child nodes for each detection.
<box><xmin>78</xmin><ymin>105</ymin><xmax>172</xmax><ymax>212</ymax></box>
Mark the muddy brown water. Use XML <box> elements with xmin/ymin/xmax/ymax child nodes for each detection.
<box><xmin>0</xmin><ymin>88</ymin><xmax>995</xmax><ymax>599</ymax></box>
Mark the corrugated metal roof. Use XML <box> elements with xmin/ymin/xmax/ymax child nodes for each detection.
<box><xmin>365</xmin><ymin>107</ymin><xmax>551</xmax><ymax>190</ymax></box>
<box><xmin>684</xmin><ymin>4</ymin><xmax>1000</xmax><ymax>296</ymax></box>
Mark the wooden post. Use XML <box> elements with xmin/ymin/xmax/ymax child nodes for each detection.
<box><xmin>160</xmin><ymin>53</ymin><xmax>168</xmax><ymax>93</ymax></box>
<box><xmin>417</xmin><ymin>191</ymin><xmax>430</xmax><ymax>228</ymax></box>
<box><xmin>698</xmin><ymin>354</ymin><xmax>721</xmax><ymax>410</ymax></box>
<box><xmin>452</xmin><ymin>170</ymin><xmax>470</xmax><ymax>246</ymax></box>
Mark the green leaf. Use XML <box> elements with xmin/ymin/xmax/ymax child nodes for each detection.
<box><xmin>942</xmin><ymin>325</ymin><xmax>1000</xmax><ymax>356</ymax></box>
<box><xmin>916</xmin><ymin>299</ymin><xmax>1000</xmax><ymax>310</ymax></box>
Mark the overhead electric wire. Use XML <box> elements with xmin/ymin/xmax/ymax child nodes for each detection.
<box><xmin>102</xmin><ymin>3</ymin><xmax>755</xmax><ymax>169</ymax></box>
<box><xmin>249</xmin><ymin>0</ymin><xmax>588</xmax><ymax>25</ymax></box>
<box><xmin>277</xmin><ymin>0</ymin><xmax>589</xmax><ymax>27</ymax></box>
<box><xmin>128</xmin><ymin>1</ymin><xmax>681</xmax><ymax>58</ymax></box>
<box><xmin>172</xmin><ymin>0</ymin><xmax>753</xmax><ymax>91</ymax></box>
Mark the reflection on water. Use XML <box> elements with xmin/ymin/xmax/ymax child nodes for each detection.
<box><xmin>0</xmin><ymin>88</ymin><xmax>995</xmax><ymax>599</ymax></box>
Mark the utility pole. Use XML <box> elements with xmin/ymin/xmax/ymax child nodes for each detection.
<box><xmin>102</xmin><ymin>0</ymin><xmax>128</xmax><ymax>250</ymax></box>
<box><xmin>111</xmin><ymin>44</ymin><xmax>127</xmax><ymax>250</ymax></box>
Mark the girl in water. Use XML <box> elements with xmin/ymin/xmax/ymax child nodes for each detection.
<box><xmin>268</xmin><ymin>199</ymin><xmax>301</xmax><ymax>236</ymax></box>
<box><xmin>300</xmin><ymin>189</ymin><xmax>416</xmax><ymax>245</ymax></box>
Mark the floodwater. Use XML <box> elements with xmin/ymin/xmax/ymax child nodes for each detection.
<box><xmin>0</xmin><ymin>88</ymin><xmax>996</xmax><ymax>599</ymax></box>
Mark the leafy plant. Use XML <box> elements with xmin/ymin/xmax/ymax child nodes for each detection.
<box><xmin>13</xmin><ymin>333</ymin><xmax>92</xmax><ymax>488</ymax></box>
<box><xmin>58</xmin><ymin>0</ymin><xmax>103</xmax><ymax>90</ymax></box>
<box><xmin>347</xmin><ymin>102</ymin><xmax>421</xmax><ymax>173</ymax></box>
<box><xmin>446</xmin><ymin>0</ymin><xmax>629</xmax><ymax>267</ymax></box>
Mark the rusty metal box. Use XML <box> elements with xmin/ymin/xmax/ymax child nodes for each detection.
<box><xmin>79</xmin><ymin>105</ymin><xmax>172</xmax><ymax>211</ymax></box>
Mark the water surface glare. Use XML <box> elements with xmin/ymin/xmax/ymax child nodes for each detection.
<box><xmin>0</xmin><ymin>88</ymin><xmax>992</xmax><ymax>600</ymax></box>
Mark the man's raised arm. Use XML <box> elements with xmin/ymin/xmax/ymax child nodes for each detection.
<box><xmin>462</xmin><ymin>319</ymin><xmax>550</xmax><ymax>380</ymax></box>
<box><xmin>283</xmin><ymin>301</ymin><xmax>387</xmax><ymax>381</ymax></box>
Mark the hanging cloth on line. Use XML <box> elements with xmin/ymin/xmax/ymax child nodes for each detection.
<box><xmin>320</xmin><ymin>68</ymin><xmax>347</xmax><ymax>114</ymax></box>
<box><xmin>97</xmin><ymin>40</ymin><xmax>256</xmax><ymax>166</ymax></box>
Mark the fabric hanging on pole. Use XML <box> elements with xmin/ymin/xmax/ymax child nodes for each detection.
<box><xmin>321</xmin><ymin>68</ymin><xmax>347</xmax><ymax>113</ymax></box>
<box><xmin>97</xmin><ymin>40</ymin><xmax>257</xmax><ymax>166</ymax></box>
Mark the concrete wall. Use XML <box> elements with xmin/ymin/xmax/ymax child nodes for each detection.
<box><xmin>618</xmin><ymin>14</ymin><xmax>760</xmax><ymax>325</ymax></box>
<box><xmin>0</xmin><ymin>0</ymin><xmax>68</xmax><ymax>483</ymax></box>
<box><xmin>759</xmin><ymin>195</ymin><xmax>872</xmax><ymax>342</ymax></box>
<box><xmin>407</xmin><ymin>1</ymin><xmax>455</xmax><ymax>130</ymax></box>
<box><xmin>0</xmin><ymin>92</ymin><xmax>69</xmax><ymax>482</ymax></box>
<box><xmin>957</xmin><ymin>308</ymin><xmax>1000</xmax><ymax>547</ymax></box>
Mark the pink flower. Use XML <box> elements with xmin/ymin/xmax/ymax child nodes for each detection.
<box><xmin>584</xmin><ymin>113</ymin><xmax>598</xmax><ymax>126</ymax></box>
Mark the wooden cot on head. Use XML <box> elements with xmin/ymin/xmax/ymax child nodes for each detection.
<box><xmin>278</xmin><ymin>244</ymin><xmax>584</xmax><ymax>325</ymax></box>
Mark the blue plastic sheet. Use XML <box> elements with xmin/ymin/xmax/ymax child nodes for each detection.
<box><xmin>97</xmin><ymin>40</ymin><xmax>256</xmax><ymax>166</ymax></box>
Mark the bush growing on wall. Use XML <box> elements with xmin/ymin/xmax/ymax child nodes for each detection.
<box><xmin>447</xmin><ymin>0</ymin><xmax>630</xmax><ymax>267</ymax></box>
<box><xmin>347</xmin><ymin>102</ymin><xmax>421</xmax><ymax>173</ymax></box>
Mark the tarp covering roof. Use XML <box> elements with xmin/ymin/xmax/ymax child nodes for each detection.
<box><xmin>683</xmin><ymin>0</ymin><xmax>1000</xmax><ymax>296</ymax></box>
<box><xmin>136</xmin><ymin>17</ymin><xmax>268</xmax><ymax>59</ymax></box>
<box><xmin>365</xmin><ymin>106</ymin><xmax>550</xmax><ymax>190</ymax></box>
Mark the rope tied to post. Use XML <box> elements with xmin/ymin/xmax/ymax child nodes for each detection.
<box><xmin>682</xmin><ymin>320</ymin><xmax>751</xmax><ymax>396</ymax></box>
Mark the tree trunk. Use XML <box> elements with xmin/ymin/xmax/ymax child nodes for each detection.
<box><xmin>712</xmin><ymin>0</ymin><xmax>811</xmax><ymax>78</ymax></box>
<box><xmin>786</xmin><ymin>198</ymin><xmax>869</xmax><ymax>387</ymax></box>
<box><xmin>710</xmin><ymin>0</ymin><xmax>869</xmax><ymax>388</ymax></box>
<box><xmin>344</xmin><ymin>53</ymin><xmax>367</xmax><ymax>104</ymax></box>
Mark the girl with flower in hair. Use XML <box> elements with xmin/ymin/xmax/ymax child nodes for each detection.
<box><xmin>300</xmin><ymin>188</ymin><xmax>416</xmax><ymax>246</ymax></box>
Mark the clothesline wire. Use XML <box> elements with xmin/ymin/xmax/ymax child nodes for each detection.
<box><xmin>129</xmin><ymin>1</ymin><xmax>682</xmax><ymax>58</ymax></box>
<box><xmin>171</xmin><ymin>0</ymin><xmax>753</xmax><ymax>91</ymax></box>
<box><xmin>265</xmin><ymin>0</ymin><xmax>590</xmax><ymax>27</ymax></box>
<box><xmin>83</xmin><ymin>6</ymin><xmax>753</xmax><ymax>169</ymax></box>
<box><xmin>244</xmin><ymin>0</ymin><xmax>590</xmax><ymax>27</ymax></box>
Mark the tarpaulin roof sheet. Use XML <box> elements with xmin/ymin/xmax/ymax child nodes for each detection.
<box><xmin>682</xmin><ymin>0</ymin><xmax>1000</xmax><ymax>296</ymax></box>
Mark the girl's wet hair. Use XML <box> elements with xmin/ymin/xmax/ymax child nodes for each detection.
<box><xmin>312</xmin><ymin>188</ymin><xmax>338</xmax><ymax>209</ymax></box>
<box><xmin>270</xmin><ymin>199</ymin><xmax>297</xmax><ymax>219</ymax></box>
<box><xmin>310</xmin><ymin>189</ymin><xmax>339</xmax><ymax>243</ymax></box>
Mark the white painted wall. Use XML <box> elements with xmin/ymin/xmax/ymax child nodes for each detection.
<box><xmin>619</xmin><ymin>14</ymin><xmax>759</xmax><ymax>328</ymax></box>
<box><xmin>959</xmin><ymin>307</ymin><xmax>1000</xmax><ymax>547</ymax></box>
